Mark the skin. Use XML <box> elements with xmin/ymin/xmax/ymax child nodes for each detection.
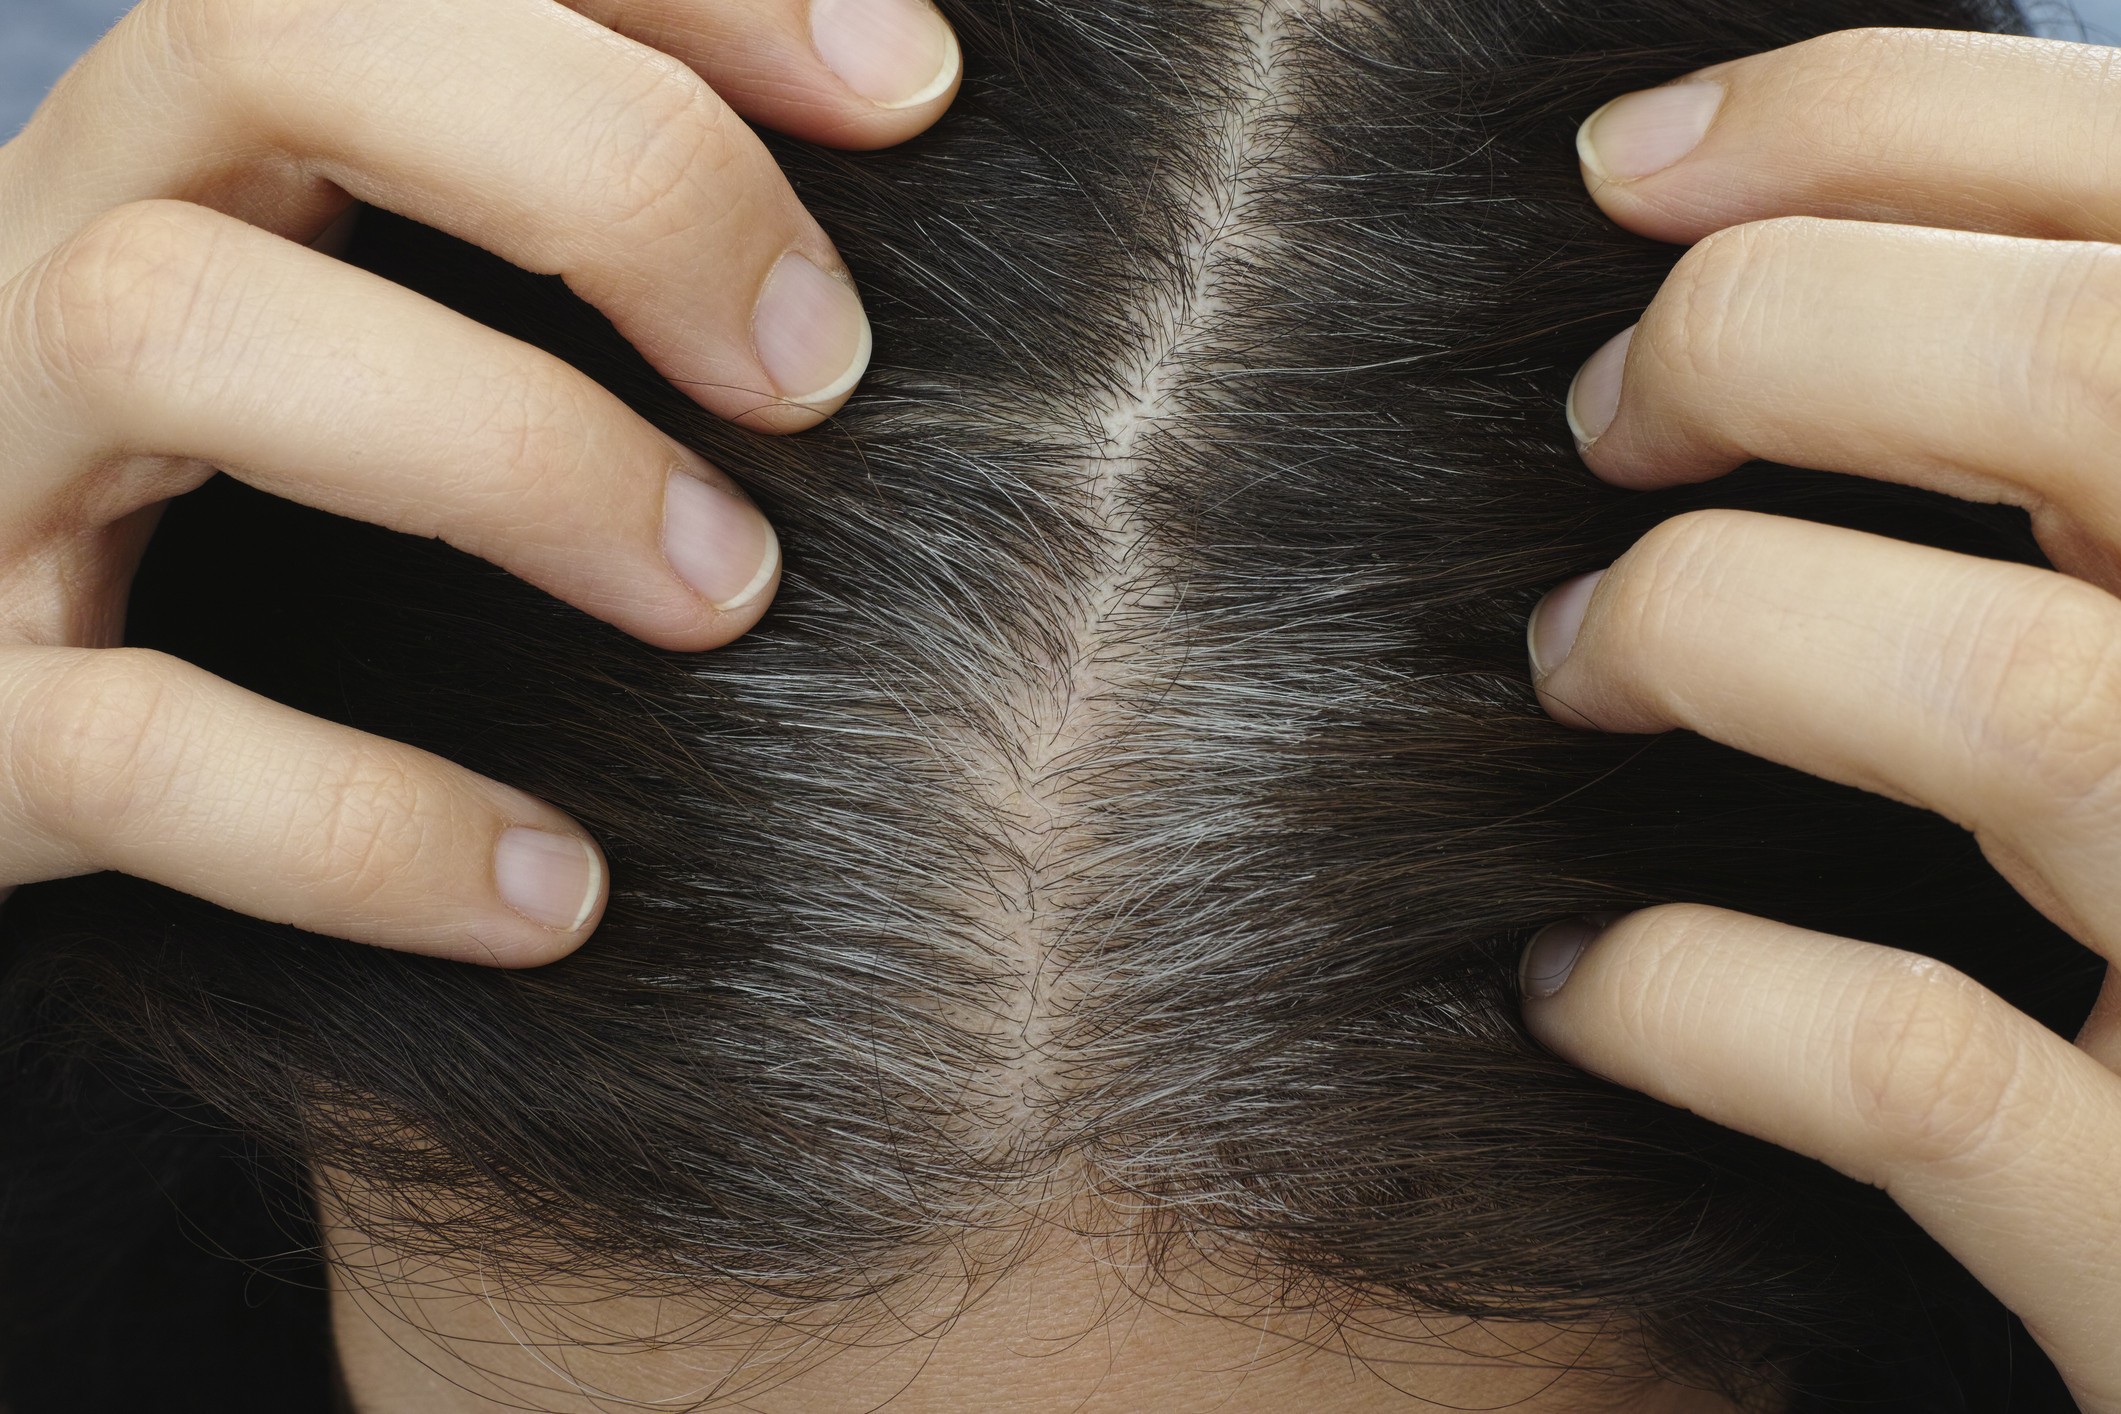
<box><xmin>0</xmin><ymin>0</ymin><xmax>962</xmax><ymax>967</ymax></box>
<box><xmin>1524</xmin><ymin>26</ymin><xmax>2121</xmax><ymax>1412</ymax></box>
<box><xmin>322</xmin><ymin>1196</ymin><xmax>1748</xmax><ymax>1413</ymax></box>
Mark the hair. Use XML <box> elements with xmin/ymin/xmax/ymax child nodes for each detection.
<box><xmin>0</xmin><ymin>0</ymin><xmax>2101</xmax><ymax>1408</ymax></box>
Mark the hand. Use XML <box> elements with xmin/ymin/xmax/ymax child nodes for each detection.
<box><xmin>0</xmin><ymin>0</ymin><xmax>960</xmax><ymax>966</ymax></box>
<box><xmin>1521</xmin><ymin>28</ymin><xmax>2121</xmax><ymax>1409</ymax></box>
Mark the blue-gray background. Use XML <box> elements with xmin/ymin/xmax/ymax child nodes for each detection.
<box><xmin>2</xmin><ymin>0</ymin><xmax>2119</xmax><ymax>143</ymax></box>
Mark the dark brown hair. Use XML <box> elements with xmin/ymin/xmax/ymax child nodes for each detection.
<box><xmin>0</xmin><ymin>0</ymin><xmax>2096</xmax><ymax>1408</ymax></box>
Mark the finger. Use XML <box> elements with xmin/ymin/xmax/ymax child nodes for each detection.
<box><xmin>2074</xmin><ymin>966</ymin><xmax>2121</xmax><ymax>1071</ymax></box>
<box><xmin>1560</xmin><ymin>218</ymin><xmax>2121</xmax><ymax>588</ymax></box>
<box><xmin>1573</xmin><ymin>28</ymin><xmax>2121</xmax><ymax>246</ymax></box>
<box><xmin>567</xmin><ymin>0</ymin><xmax>961</xmax><ymax>149</ymax></box>
<box><xmin>1527</xmin><ymin>511</ymin><xmax>2121</xmax><ymax>953</ymax></box>
<box><xmin>1521</xmin><ymin>904</ymin><xmax>2121</xmax><ymax>1412</ymax></box>
<box><xmin>0</xmin><ymin>646</ymin><xmax>607</xmax><ymax>966</ymax></box>
<box><xmin>1</xmin><ymin>200</ymin><xmax>780</xmax><ymax>651</ymax></box>
<box><xmin>0</xmin><ymin>0</ymin><xmax>877</xmax><ymax>431</ymax></box>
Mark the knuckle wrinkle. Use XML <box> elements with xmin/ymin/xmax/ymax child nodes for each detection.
<box><xmin>9</xmin><ymin>649</ymin><xmax>188</xmax><ymax>845</ymax></box>
<box><xmin>31</xmin><ymin>201</ymin><xmax>226</xmax><ymax>393</ymax></box>
<box><xmin>585</xmin><ymin>63</ymin><xmax>736</xmax><ymax>241</ymax></box>
<box><xmin>1846</xmin><ymin>957</ymin><xmax>2023</xmax><ymax>1171</ymax></box>
<box><xmin>2031</xmin><ymin>244</ymin><xmax>2121</xmax><ymax>446</ymax></box>
<box><xmin>1956</xmin><ymin>576</ymin><xmax>2121</xmax><ymax>820</ymax></box>
<box><xmin>298</xmin><ymin>750</ymin><xmax>441</xmax><ymax>907</ymax></box>
<box><xmin>1649</xmin><ymin>222</ymin><xmax>1796</xmax><ymax>392</ymax></box>
<box><xmin>1607</xmin><ymin>509</ymin><xmax>1755</xmax><ymax>656</ymax></box>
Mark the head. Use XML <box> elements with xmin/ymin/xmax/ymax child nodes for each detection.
<box><xmin>0</xmin><ymin>0</ymin><xmax>2095</xmax><ymax>1409</ymax></box>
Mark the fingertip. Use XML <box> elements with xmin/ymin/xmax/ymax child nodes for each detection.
<box><xmin>662</xmin><ymin>460</ymin><xmax>783</xmax><ymax>622</ymax></box>
<box><xmin>810</xmin><ymin>0</ymin><xmax>962</xmax><ymax>115</ymax></box>
<box><xmin>1526</xmin><ymin>569</ymin><xmax>1606</xmax><ymax>685</ymax></box>
<box><xmin>1519</xmin><ymin>912</ymin><xmax>1629</xmax><ymax>1003</ymax></box>
<box><xmin>746</xmin><ymin>252</ymin><xmax>873</xmax><ymax>429</ymax></box>
<box><xmin>1578</xmin><ymin>83</ymin><xmax>1724</xmax><ymax>186</ymax></box>
<box><xmin>378</xmin><ymin>784</ymin><xmax>611</xmax><ymax>968</ymax></box>
<box><xmin>1566</xmin><ymin>326</ymin><xmax>1633</xmax><ymax>457</ymax></box>
<box><xmin>476</xmin><ymin>824</ymin><xmax>607</xmax><ymax>967</ymax></box>
<box><xmin>692</xmin><ymin>30</ymin><xmax>959</xmax><ymax>154</ymax></box>
<box><xmin>1563</xmin><ymin>325</ymin><xmax>1721</xmax><ymax>491</ymax></box>
<box><xmin>457</xmin><ymin>924</ymin><xmax>596</xmax><ymax>970</ymax></box>
<box><xmin>730</xmin><ymin>397</ymin><xmax>832</xmax><ymax>436</ymax></box>
<box><xmin>1572</xmin><ymin>82</ymin><xmax>1739</xmax><ymax>247</ymax></box>
<box><xmin>651</xmin><ymin>526</ymin><xmax>782</xmax><ymax>652</ymax></box>
<box><xmin>713</xmin><ymin>517</ymin><xmax>783</xmax><ymax>616</ymax></box>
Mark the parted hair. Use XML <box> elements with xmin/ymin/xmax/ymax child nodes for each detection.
<box><xmin>0</xmin><ymin>0</ymin><xmax>2098</xmax><ymax>1408</ymax></box>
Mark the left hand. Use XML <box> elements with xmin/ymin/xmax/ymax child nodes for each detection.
<box><xmin>0</xmin><ymin>0</ymin><xmax>961</xmax><ymax>967</ymax></box>
<box><xmin>1520</xmin><ymin>27</ymin><xmax>2121</xmax><ymax>1410</ymax></box>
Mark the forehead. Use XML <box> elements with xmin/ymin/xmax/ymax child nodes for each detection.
<box><xmin>324</xmin><ymin>1202</ymin><xmax>1744</xmax><ymax>1413</ymax></box>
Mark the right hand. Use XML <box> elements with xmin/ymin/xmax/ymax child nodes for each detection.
<box><xmin>1520</xmin><ymin>28</ymin><xmax>2121</xmax><ymax>1406</ymax></box>
<box><xmin>0</xmin><ymin>0</ymin><xmax>961</xmax><ymax>966</ymax></box>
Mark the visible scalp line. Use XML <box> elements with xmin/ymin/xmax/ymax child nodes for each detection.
<box><xmin>970</xmin><ymin>0</ymin><xmax>1308</xmax><ymax>1163</ymax></box>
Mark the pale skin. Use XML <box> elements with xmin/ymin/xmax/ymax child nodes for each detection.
<box><xmin>1</xmin><ymin>3</ymin><xmax>2112</xmax><ymax>1407</ymax></box>
<box><xmin>321</xmin><ymin>1189</ymin><xmax>1749</xmax><ymax>1412</ymax></box>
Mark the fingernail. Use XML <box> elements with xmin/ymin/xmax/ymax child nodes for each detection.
<box><xmin>494</xmin><ymin>826</ymin><xmax>604</xmax><ymax>933</ymax></box>
<box><xmin>1527</xmin><ymin>570</ymin><xmax>1605</xmax><ymax>680</ymax></box>
<box><xmin>1577</xmin><ymin>82</ymin><xmax>1724</xmax><ymax>183</ymax></box>
<box><xmin>811</xmin><ymin>0</ymin><xmax>961</xmax><ymax>109</ymax></box>
<box><xmin>1520</xmin><ymin>916</ymin><xmax>1612</xmax><ymax>999</ymax></box>
<box><xmin>753</xmin><ymin>252</ymin><xmax>873</xmax><ymax>407</ymax></box>
<box><xmin>1566</xmin><ymin>325</ymin><xmax>1634</xmax><ymax>451</ymax></box>
<box><xmin>664</xmin><ymin>467</ymin><xmax>781</xmax><ymax>611</ymax></box>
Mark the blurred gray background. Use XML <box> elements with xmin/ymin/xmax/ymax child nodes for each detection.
<box><xmin>3</xmin><ymin>0</ymin><xmax>2120</xmax><ymax>141</ymax></box>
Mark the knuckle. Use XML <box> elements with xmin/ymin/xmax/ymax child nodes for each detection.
<box><xmin>29</xmin><ymin>200</ymin><xmax>232</xmax><ymax>393</ymax></box>
<box><xmin>1622</xmin><ymin>901</ymin><xmax>1740</xmax><ymax>958</ymax></box>
<box><xmin>479</xmin><ymin>368</ymin><xmax>601</xmax><ymax>501</ymax></box>
<box><xmin>1950</xmin><ymin>575</ymin><xmax>2121</xmax><ymax>818</ymax></box>
<box><xmin>1607</xmin><ymin>900</ymin><xmax>1749</xmax><ymax>996</ymax></box>
<box><xmin>582</xmin><ymin>59</ymin><xmax>743</xmax><ymax>241</ymax></box>
<box><xmin>1601</xmin><ymin>509</ymin><xmax>1759</xmax><ymax>654</ymax></box>
<box><xmin>443</xmin><ymin>362</ymin><xmax>613</xmax><ymax>541</ymax></box>
<box><xmin>1765</xmin><ymin>28</ymin><xmax>1942</xmax><ymax>134</ymax></box>
<box><xmin>298</xmin><ymin>748</ymin><xmax>444</xmax><ymax>904</ymax></box>
<box><xmin>2085</xmin><ymin>52</ymin><xmax>2121</xmax><ymax>214</ymax></box>
<box><xmin>1846</xmin><ymin>954</ymin><xmax>2025</xmax><ymax>1169</ymax></box>
<box><xmin>8</xmin><ymin>649</ymin><xmax>191</xmax><ymax>842</ymax></box>
<box><xmin>144</xmin><ymin>0</ymin><xmax>257</xmax><ymax>72</ymax></box>
<box><xmin>144</xmin><ymin>0</ymin><xmax>347</xmax><ymax>87</ymax></box>
<box><xmin>1785</xmin><ymin>27</ymin><xmax>1919</xmax><ymax>91</ymax></box>
<box><xmin>1597</xmin><ymin>903</ymin><xmax>1726</xmax><ymax>1044</ymax></box>
<box><xmin>2027</xmin><ymin>243</ymin><xmax>2121</xmax><ymax>445</ymax></box>
<box><xmin>1643</xmin><ymin>218</ymin><xmax>1815</xmax><ymax>391</ymax></box>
